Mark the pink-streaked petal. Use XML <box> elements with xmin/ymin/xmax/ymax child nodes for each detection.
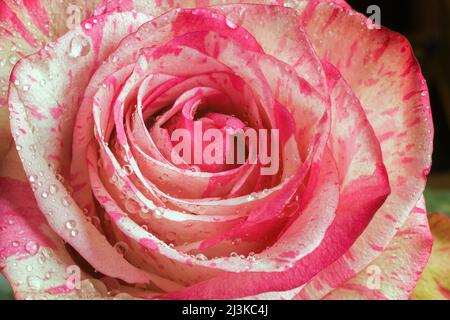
<box><xmin>8</xmin><ymin>10</ymin><xmax>156</xmax><ymax>285</ymax></box>
<box><xmin>316</xmin><ymin>198</ymin><xmax>432</xmax><ymax>300</ymax></box>
<box><xmin>0</xmin><ymin>1</ymin><xmax>100</xmax><ymax>161</ymax></box>
<box><xmin>0</xmin><ymin>150</ymin><xmax>110</xmax><ymax>300</ymax></box>
<box><xmin>290</xmin><ymin>0</ymin><xmax>433</xmax><ymax>298</ymax></box>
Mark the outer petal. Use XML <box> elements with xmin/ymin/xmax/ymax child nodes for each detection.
<box><xmin>0</xmin><ymin>149</ymin><xmax>108</xmax><ymax>300</ymax></box>
<box><xmin>0</xmin><ymin>0</ymin><xmax>101</xmax><ymax>161</ymax></box>
<box><xmin>8</xmin><ymin>10</ymin><xmax>155</xmax><ymax>285</ymax></box>
<box><xmin>295</xmin><ymin>0</ymin><xmax>433</xmax><ymax>298</ymax></box>
<box><xmin>412</xmin><ymin>213</ymin><xmax>450</xmax><ymax>300</ymax></box>
<box><xmin>306</xmin><ymin>198</ymin><xmax>432</xmax><ymax>300</ymax></box>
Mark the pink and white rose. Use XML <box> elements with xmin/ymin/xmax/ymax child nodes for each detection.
<box><xmin>0</xmin><ymin>0</ymin><xmax>434</xmax><ymax>299</ymax></box>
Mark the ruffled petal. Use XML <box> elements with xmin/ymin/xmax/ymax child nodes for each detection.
<box><xmin>307</xmin><ymin>198</ymin><xmax>432</xmax><ymax>300</ymax></box>
<box><xmin>0</xmin><ymin>0</ymin><xmax>101</xmax><ymax>161</ymax></box>
<box><xmin>293</xmin><ymin>0</ymin><xmax>433</xmax><ymax>298</ymax></box>
<box><xmin>0</xmin><ymin>149</ymin><xmax>110</xmax><ymax>299</ymax></box>
<box><xmin>412</xmin><ymin>213</ymin><xmax>450</xmax><ymax>300</ymax></box>
<box><xmin>8</xmin><ymin>10</ymin><xmax>156</xmax><ymax>285</ymax></box>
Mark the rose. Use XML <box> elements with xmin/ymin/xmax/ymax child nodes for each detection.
<box><xmin>0</xmin><ymin>0</ymin><xmax>435</xmax><ymax>300</ymax></box>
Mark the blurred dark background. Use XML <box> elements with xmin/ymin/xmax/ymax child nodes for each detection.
<box><xmin>347</xmin><ymin>0</ymin><xmax>450</xmax><ymax>188</ymax></box>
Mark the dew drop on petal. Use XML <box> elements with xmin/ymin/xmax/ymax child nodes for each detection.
<box><xmin>140</xmin><ymin>205</ymin><xmax>149</xmax><ymax>215</ymax></box>
<box><xmin>25</xmin><ymin>241</ymin><xmax>39</xmax><ymax>255</ymax></box>
<box><xmin>56</xmin><ymin>173</ymin><xmax>64</xmax><ymax>183</ymax></box>
<box><xmin>27</xmin><ymin>276</ymin><xmax>42</xmax><ymax>290</ymax></box>
<box><xmin>62</xmin><ymin>197</ymin><xmax>70</xmax><ymax>207</ymax></box>
<box><xmin>91</xmin><ymin>216</ymin><xmax>101</xmax><ymax>228</ymax></box>
<box><xmin>124</xmin><ymin>198</ymin><xmax>140</xmax><ymax>214</ymax></box>
<box><xmin>231</xmin><ymin>238</ymin><xmax>242</xmax><ymax>246</ymax></box>
<box><xmin>166</xmin><ymin>231</ymin><xmax>177</xmax><ymax>242</ymax></box>
<box><xmin>49</xmin><ymin>184</ymin><xmax>58</xmax><ymax>195</ymax></box>
<box><xmin>225</xmin><ymin>18</ymin><xmax>237</xmax><ymax>29</ymax></box>
<box><xmin>123</xmin><ymin>164</ymin><xmax>133</xmax><ymax>176</ymax></box>
<box><xmin>153</xmin><ymin>208</ymin><xmax>163</xmax><ymax>219</ymax></box>
<box><xmin>114</xmin><ymin>241</ymin><xmax>129</xmax><ymax>256</ymax></box>
<box><xmin>65</xmin><ymin>220</ymin><xmax>76</xmax><ymax>230</ymax></box>
<box><xmin>69</xmin><ymin>36</ymin><xmax>91</xmax><ymax>58</ymax></box>
<box><xmin>9</xmin><ymin>55</ymin><xmax>18</xmax><ymax>65</ymax></box>
<box><xmin>195</xmin><ymin>254</ymin><xmax>208</xmax><ymax>261</ymax></box>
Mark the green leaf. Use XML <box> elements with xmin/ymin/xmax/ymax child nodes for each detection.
<box><xmin>424</xmin><ymin>188</ymin><xmax>450</xmax><ymax>216</ymax></box>
<box><xmin>0</xmin><ymin>274</ymin><xmax>13</xmax><ymax>300</ymax></box>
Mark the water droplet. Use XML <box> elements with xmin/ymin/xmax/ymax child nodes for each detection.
<box><xmin>22</xmin><ymin>84</ymin><xmax>30</xmax><ymax>92</ymax></box>
<box><xmin>190</xmin><ymin>166</ymin><xmax>200</xmax><ymax>172</ymax></box>
<box><xmin>114</xmin><ymin>241</ymin><xmax>129</xmax><ymax>255</ymax></box>
<box><xmin>225</xmin><ymin>18</ymin><xmax>237</xmax><ymax>29</ymax></box>
<box><xmin>9</xmin><ymin>56</ymin><xmax>18</xmax><ymax>65</ymax></box>
<box><xmin>91</xmin><ymin>216</ymin><xmax>101</xmax><ymax>228</ymax></box>
<box><xmin>140</xmin><ymin>205</ymin><xmax>150</xmax><ymax>214</ymax></box>
<box><xmin>15</xmin><ymin>145</ymin><xmax>22</xmax><ymax>151</ymax></box>
<box><xmin>56</xmin><ymin>173</ymin><xmax>64</xmax><ymax>183</ymax></box>
<box><xmin>65</xmin><ymin>220</ymin><xmax>76</xmax><ymax>230</ymax></box>
<box><xmin>37</xmin><ymin>255</ymin><xmax>46</xmax><ymax>265</ymax></box>
<box><xmin>70</xmin><ymin>229</ymin><xmax>79</xmax><ymax>237</ymax></box>
<box><xmin>62</xmin><ymin>197</ymin><xmax>70</xmax><ymax>207</ymax></box>
<box><xmin>25</xmin><ymin>241</ymin><xmax>39</xmax><ymax>255</ymax></box>
<box><xmin>166</xmin><ymin>231</ymin><xmax>177</xmax><ymax>242</ymax></box>
<box><xmin>69</xmin><ymin>36</ymin><xmax>91</xmax><ymax>58</ymax></box>
<box><xmin>29</xmin><ymin>174</ymin><xmax>38</xmax><ymax>183</ymax></box>
<box><xmin>123</xmin><ymin>164</ymin><xmax>133</xmax><ymax>176</ymax></box>
<box><xmin>246</xmin><ymin>254</ymin><xmax>256</xmax><ymax>262</ymax></box>
<box><xmin>231</xmin><ymin>238</ymin><xmax>242</xmax><ymax>246</ymax></box>
<box><xmin>230</xmin><ymin>252</ymin><xmax>239</xmax><ymax>258</ymax></box>
<box><xmin>124</xmin><ymin>198</ymin><xmax>140</xmax><ymax>214</ymax></box>
<box><xmin>153</xmin><ymin>208</ymin><xmax>163</xmax><ymax>219</ymax></box>
<box><xmin>49</xmin><ymin>184</ymin><xmax>58</xmax><ymax>195</ymax></box>
<box><xmin>12</xmin><ymin>240</ymin><xmax>20</xmax><ymax>247</ymax></box>
<box><xmin>84</xmin><ymin>22</ymin><xmax>92</xmax><ymax>30</ymax></box>
<box><xmin>26</xmin><ymin>265</ymin><xmax>33</xmax><ymax>272</ymax></box>
<box><xmin>195</xmin><ymin>254</ymin><xmax>208</xmax><ymax>261</ymax></box>
<box><xmin>41</xmin><ymin>191</ymin><xmax>49</xmax><ymax>199</ymax></box>
<box><xmin>27</xmin><ymin>275</ymin><xmax>42</xmax><ymax>289</ymax></box>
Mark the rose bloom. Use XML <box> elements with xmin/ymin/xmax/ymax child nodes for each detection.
<box><xmin>0</xmin><ymin>0</ymin><xmax>448</xmax><ymax>300</ymax></box>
